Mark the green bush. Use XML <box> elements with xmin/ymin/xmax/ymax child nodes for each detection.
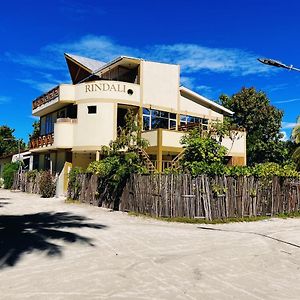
<box><xmin>39</xmin><ymin>171</ymin><xmax>56</xmax><ymax>198</ymax></box>
<box><xmin>68</xmin><ymin>167</ymin><xmax>84</xmax><ymax>200</ymax></box>
<box><xmin>175</xmin><ymin>161</ymin><xmax>300</xmax><ymax>178</ymax></box>
<box><xmin>3</xmin><ymin>162</ymin><xmax>20</xmax><ymax>189</ymax></box>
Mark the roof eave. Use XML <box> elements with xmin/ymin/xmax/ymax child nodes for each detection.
<box><xmin>180</xmin><ymin>86</ymin><xmax>234</xmax><ymax>116</ymax></box>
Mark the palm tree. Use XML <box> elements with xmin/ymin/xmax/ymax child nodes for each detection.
<box><xmin>292</xmin><ymin>116</ymin><xmax>300</xmax><ymax>169</ymax></box>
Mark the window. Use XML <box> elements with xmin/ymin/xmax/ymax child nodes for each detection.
<box><xmin>88</xmin><ymin>105</ymin><xmax>97</xmax><ymax>114</ymax></box>
<box><xmin>180</xmin><ymin>114</ymin><xmax>209</xmax><ymax>130</ymax></box>
<box><xmin>142</xmin><ymin>108</ymin><xmax>177</xmax><ymax>130</ymax></box>
<box><xmin>45</xmin><ymin>114</ymin><xmax>54</xmax><ymax>134</ymax></box>
<box><xmin>57</xmin><ymin>108</ymin><xmax>66</xmax><ymax>119</ymax></box>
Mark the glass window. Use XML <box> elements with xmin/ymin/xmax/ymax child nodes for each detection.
<box><xmin>143</xmin><ymin>108</ymin><xmax>150</xmax><ymax>115</ymax></box>
<box><xmin>45</xmin><ymin>114</ymin><xmax>53</xmax><ymax>134</ymax></box>
<box><xmin>170</xmin><ymin>120</ymin><xmax>177</xmax><ymax>129</ymax></box>
<box><xmin>143</xmin><ymin>108</ymin><xmax>177</xmax><ymax>130</ymax></box>
<box><xmin>160</xmin><ymin>111</ymin><xmax>168</xmax><ymax>118</ymax></box>
<box><xmin>151</xmin><ymin>117</ymin><xmax>168</xmax><ymax>129</ymax></box>
<box><xmin>143</xmin><ymin>116</ymin><xmax>150</xmax><ymax>130</ymax></box>
<box><xmin>170</xmin><ymin>113</ymin><xmax>176</xmax><ymax>120</ymax></box>
<box><xmin>88</xmin><ymin>106</ymin><xmax>97</xmax><ymax>114</ymax></box>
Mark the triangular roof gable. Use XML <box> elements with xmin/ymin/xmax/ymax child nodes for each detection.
<box><xmin>64</xmin><ymin>53</ymin><xmax>106</xmax><ymax>84</ymax></box>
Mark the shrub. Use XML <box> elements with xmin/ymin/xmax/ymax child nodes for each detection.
<box><xmin>68</xmin><ymin>167</ymin><xmax>84</xmax><ymax>200</ymax></box>
<box><xmin>3</xmin><ymin>162</ymin><xmax>20</xmax><ymax>189</ymax></box>
<box><xmin>39</xmin><ymin>171</ymin><xmax>56</xmax><ymax>198</ymax></box>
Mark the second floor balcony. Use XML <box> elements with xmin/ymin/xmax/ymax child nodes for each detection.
<box><xmin>32</xmin><ymin>80</ymin><xmax>141</xmax><ymax>116</ymax></box>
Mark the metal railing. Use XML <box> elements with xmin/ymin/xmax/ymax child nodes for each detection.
<box><xmin>32</xmin><ymin>86</ymin><xmax>59</xmax><ymax>110</ymax></box>
<box><xmin>30</xmin><ymin>133</ymin><xmax>54</xmax><ymax>149</ymax></box>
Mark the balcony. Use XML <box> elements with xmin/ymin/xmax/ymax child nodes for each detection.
<box><xmin>30</xmin><ymin>118</ymin><xmax>77</xmax><ymax>151</ymax></box>
<box><xmin>142</xmin><ymin>128</ymin><xmax>246</xmax><ymax>159</ymax></box>
<box><xmin>32</xmin><ymin>80</ymin><xmax>140</xmax><ymax>116</ymax></box>
<box><xmin>32</xmin><ymin>86</ymin><xmax>59</xmax><ymax>111</ymax></box>
<box><xmin>30</xmin><ymin>133</ymin><xmax>54</xmax><ymax>149</ymax></box>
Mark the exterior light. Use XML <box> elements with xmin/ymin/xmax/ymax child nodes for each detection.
<box><xmin>257</xmin><ymin>57</ymin><xmax>300</xmax><ymax>72</ymax></box>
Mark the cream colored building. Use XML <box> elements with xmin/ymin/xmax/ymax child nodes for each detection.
<box><xmin>30</xmin><ymin>54</ymin><xmax>246</xmax><ymax>192</ymax></box>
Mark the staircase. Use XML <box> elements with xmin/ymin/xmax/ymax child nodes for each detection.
<box><xmin>137</xmin><ymin>148</ymin><xmax>157</xmax><ymax>173</ymax></box>
<box><xmin>170</xmin><ymin>149</ymin><xmax>185</xmax><ymax>170</ymax></box>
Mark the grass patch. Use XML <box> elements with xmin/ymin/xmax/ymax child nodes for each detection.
<box><xmin>128</xmin><ymin>211</ymin><xmax>300</xmax><ymax>224</ymax></box>
<box><xmin>65</xmin><ymin>198</ymin><xmax>81</xmax><ymax>204</ymax></box>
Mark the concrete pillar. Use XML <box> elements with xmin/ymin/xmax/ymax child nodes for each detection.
<box><xmin>29</xmin><ymin>155</ymin><xmax>33</xmax><ymax>171</ymax></box>
<box><xmin>96</xmin><ymin>151</ymin><xmax>100</xmax><ymax>161</ymax></box>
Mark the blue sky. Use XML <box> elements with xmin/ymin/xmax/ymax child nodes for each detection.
<box><xmin>1</xmin><ymin>0</ymin><xmax>300</xmax><ymax>142</ymax></box>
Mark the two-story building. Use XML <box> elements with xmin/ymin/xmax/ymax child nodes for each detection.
<box><xmin>30</xmin><ymin>53</ymin><xmax>246</xmax><ymax>193</ymax></box>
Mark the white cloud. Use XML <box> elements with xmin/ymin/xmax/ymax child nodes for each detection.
<box><xmin>6</xmin><ymin>35</ymin><xmax>277</xmax><ymax>92</ymax></box>
<box><xmin>282</xmin><ymin>122</ymin><xmax>298</xmax><ymax>129</ymax></box>
<box><xmin>280</xmin><ymin>131</ymin><xmax>288</xmax><ymax>141</ymax></box>
<box><xmin>0</xmin><ymin>96</ymin><xmax>11</xmax><ymax>104</ymax></box>
<box><xmin>275</xmin><ymin>98</ymin><xmax>300</xmax><ymax>104</ymax></box>
<box><xmin>18</xmin><ymin>78</ymin><xmax>58</xmax><ymax>93</ymax></box>
<box><xmin>28</xmin><ymin>115</ymin><xmax>39</xmax><ymax>120</ymax></box>
<box><xmin>148</xmin><ymin>43</ymin><xmax>274</xmax><ymax>76</ymax></box>
<box><xmin>8</xmin><ymin>35</ymin><xmax>274</xmax><ymax>76</ymax></box>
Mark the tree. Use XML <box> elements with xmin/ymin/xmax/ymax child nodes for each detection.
<box><xmin>0</xmin><ymin>125</ymin><xmax>26</xmax><ymax>157</ymax></box>
<box><xmin>220</xmin><ymin>87</ymin><xmax>288</xmax><ymax>165</ymax></box>
<box><xmin>292</xmin><ymin>116</ymin><xmax>300</xmax><ymax>169</ymax></box>
<box><xmin>29</xmin><ymin>121</ymin><xmax>40</xmax><ymax>140</ymax></box>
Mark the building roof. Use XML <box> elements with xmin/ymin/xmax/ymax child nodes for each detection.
<box><xmin>64</xmin><ymin>53</ymin><xmax>105</xmax><ymax>72</ymax></box>
<box><xmin>180</xmin><ymin>86</ymin><xmax>234</xmax><ymax>116</ymax></box>
<box><xmin>64</xmin><ymin>53</ymin><xmax>106</xmax><ymax>84</ymax></box>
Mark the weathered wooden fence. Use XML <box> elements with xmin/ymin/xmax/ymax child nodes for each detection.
<box><xmin>12</xmin><ymin>171</ymin><xmax>42</xmax><ymax>194</ymax></box>
<box><xmin>12</xmin><ymin>171</ymin><xmax>56</xmax><ymax>195</ymax></box>
<box><xmin>120</xmin><ymin>174</ymin><xmax>300</xmax><ymax>220</ymax></box>
<box><xmin>67</xmin><ymin>173</ymin><xmax>123</xmax><ymax>209</ymax></box>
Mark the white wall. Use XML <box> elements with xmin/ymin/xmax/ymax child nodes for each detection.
<box><xmin>142</xmin><ymin>131</ymin><xmax>158</xmax><ymax>147</ymax></box>
<box><xmin>142</xmin><ymin>61</ymin><xmax>179</xmax><ymax>111</ymax></box>
<box><xmin>180</xmin><ymin>95</ymin><xmax>223</xmax><ymax>120</ymax></box>
<box><xmin>73</xmin><ymin>81</ymin><xmax>140</xmax><ymax>105</ymax></box>
<box><xmin>221</xmin><ymin>131</ymin><xmax>246</xmax><ymax>156</ymax></box>
<box><xmin>73</xmin><ymin>102</ymin><xmax>115</xmax><ymax>147</ymax></box>
<box><xmin>162</xmin><ymin>131</ymin><xmax>183</xmax><ymax>148</ymax></box>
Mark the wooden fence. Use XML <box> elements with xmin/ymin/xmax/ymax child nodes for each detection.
<box><xmin>67</xmin><ymin>173</ymin><xmax>122</xmax><ymax>209</ymax></box>
<box><xmin>12</xmin><ymin>171</ymin><xmax>42</xmax><ymax>194</ymax></box>
<box><xmin>12</xmin><ymin>171</ymin><xmax>56</xmax><ymax>195</ymax></box>
<box><xmin>120</xmin><ymin>174</ymin><xmax>300</xmax><ymax>220</ymax></box>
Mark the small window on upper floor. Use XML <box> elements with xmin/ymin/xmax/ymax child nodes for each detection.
<box><xmin>88</xmin><ymin>105</ymin><xmax>97</xmax><ymax>114</ymax></box>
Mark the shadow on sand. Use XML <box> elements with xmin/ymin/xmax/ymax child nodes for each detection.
<box><xmin>0</xmin><ymin>198</ymin><xmax>11</xmax><ymax>208</ymax></box>
<box><xmin>0</xmin><ymin>211</ymin><xmax>106</xmax><ymax>269</ymax></box>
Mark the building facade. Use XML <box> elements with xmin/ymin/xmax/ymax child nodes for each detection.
<box><xmin>30</xmin><ymin>54</ymin><xmax>246</xmax><ymax>192</ymax></box>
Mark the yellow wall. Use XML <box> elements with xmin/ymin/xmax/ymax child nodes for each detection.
<box><xmin>72</xmin><ymin>152</ymin><xmax>96</xmax><ymax>169</ymax></box>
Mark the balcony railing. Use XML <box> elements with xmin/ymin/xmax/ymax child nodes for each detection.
<box><xmin>30</xmin><ymin>133</ymin><xmax>54</xmax><ymax>149</ymax></box>
<box><xmin>32</xmin><ymin>86</ymin><xmax>59</xmax><ymax>110</ymax></box>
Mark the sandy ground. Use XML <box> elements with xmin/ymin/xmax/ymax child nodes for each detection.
<box><xmin>0</xmin><ymin>189</ymin><xmax>300</xmax><ymax>300</ymax></box>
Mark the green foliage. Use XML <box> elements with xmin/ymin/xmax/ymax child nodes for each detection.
<box><xmin>220</xmin><ymin>87</ymin><xmax>288</xmax><ymax>165</ymax></box>
<box><xmin>181</xmin><ymin>128</ymin><xmax>227</xmax><ymax>165</ymax></box>
<box><xmin>29</xmin><ymin>121</ymin><xmax>40</xmax><ymax>140</ymax></box>
<box><xmin>79</xmin><ymin>109</ymin><xmax>149</xmax><ymax>207</ymax></box>
<box><xmin>67</xmin><ymin>167</ymin><xmax>83</xmax><ymax>200</ymax></box>
<box><xmin>107</xmin><ymin>109</ymin><xmax>149</xmax><ymax>154</ymax></box>
<box><xmin>26</xmin><ymin>169</ymin><xmax>38</xmax><ymax>181</ymax></box>
<box><xmin>39</xmin><ymin>171</ymin><xmax>56</xmax><ymax>198</ymax></box>
<box><xmin>177</xmin><ymin>161</ymin><xmax>299</xmax><ymax>178</ymax></box>
<box><xmin>0</xmin><ymin>125</ymin><xmax>26</xmax><ymax>157</ymax></box>
<box><xmin>3</xmin><ymin>162</ymin><xmax>20</xmax><ymax>189</ymax></box>
<box><xmin>251</xmin><ymin>162</ymin><xmax>299</xmax><ymax>177</ymax></box>
<box><xmin>292</xmin><ymin>116</ymin><xmax>300</xmax><ymax>170</ymax></box>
